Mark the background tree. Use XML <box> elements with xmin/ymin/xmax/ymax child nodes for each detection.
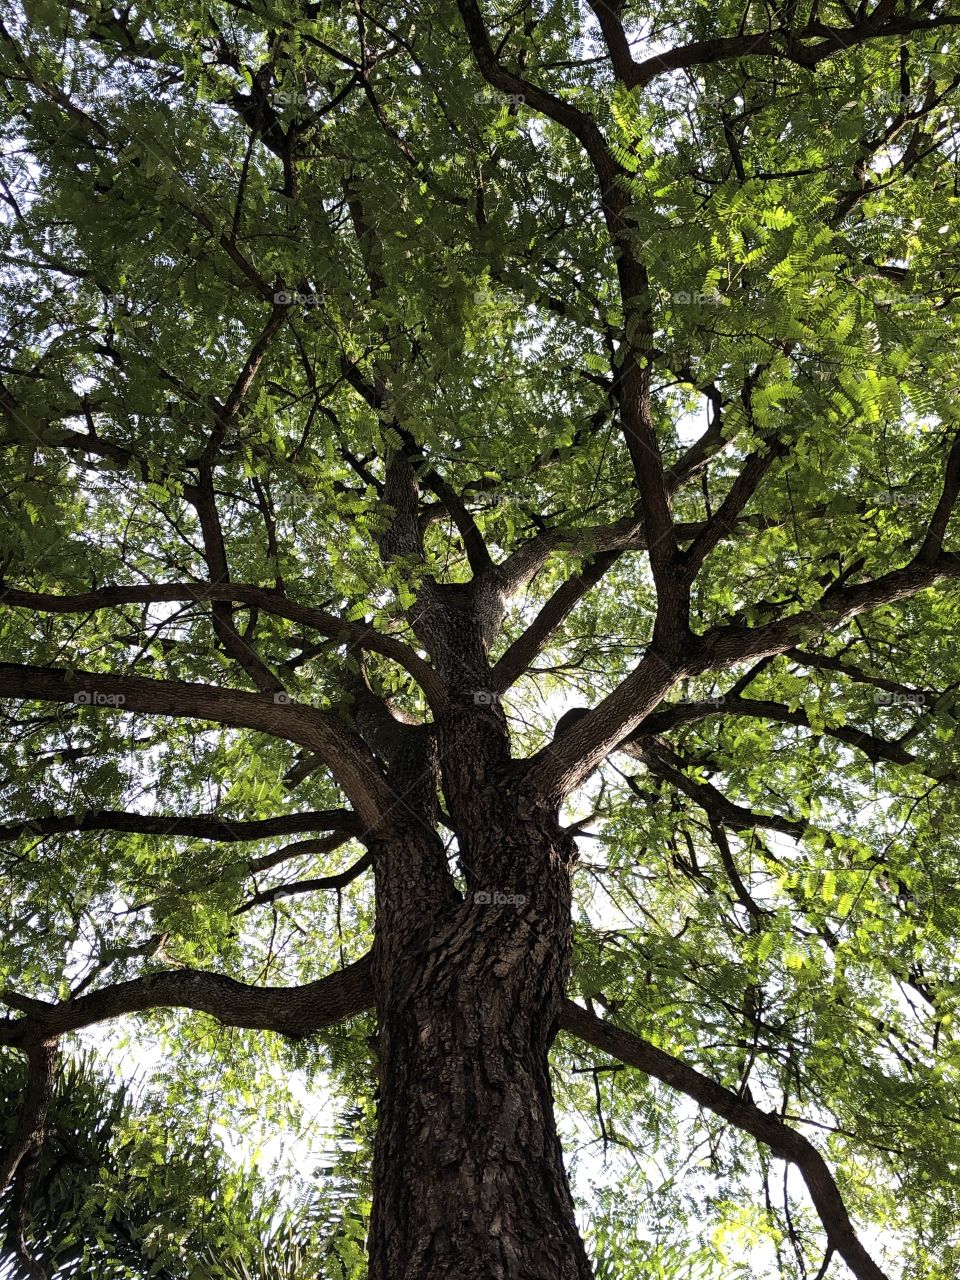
<box><xmin>1</xmin><ymin>1</ymin><xmax>960</xmax><ymax>1277</ymax></box>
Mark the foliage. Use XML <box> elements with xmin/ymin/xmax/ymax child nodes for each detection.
<box><xmin>0</xmin><ymin>1048</ymin><xmax>370</xmax><ymax>1279</ymax></box>
<box><xmin>1</xmin><ymin>0</ymin><xmax>960</xmax><ymax>1277</ymax></box>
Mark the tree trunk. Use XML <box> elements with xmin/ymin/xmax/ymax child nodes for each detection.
<box><xmin>367</xmin><ymin>792</ymin><xmax>592</xmax><ymax>1280</ymax></box>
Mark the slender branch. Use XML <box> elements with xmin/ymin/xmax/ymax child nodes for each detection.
<box><xmin>641</xmin><ymin>696</ymin><xmax>921</xmax><ymax>771</ymax></box>
<box><xmin>680</xmin><ymin>437</ymin><xmax>788</xmax><ymax>581</ymax></box>
<box><xmin>786</xmin><ymin>646</ymin><xmax>936</xmax><ymax>699</ymax></box>
<box><xmin>625</xmin><ymin>738</ymin><xmax>807</xmax><ymax>838</ymax></box>
<box><xmin>664</xmin><ymin>394</ymin><xmax>727</xmax><ymax>490</ymax></box>
<box><xmin>558</xmin><ymin>1001</ymin><xmax>891</xmax><ymax>1280</ymax></box>
<box><xmin>492</xmin><ymin>549</ymin><xmax>622</xmax><ymax>691</ymax></box>
<box><xmin>491</xmin><ymin>501</ymin><xmax>855</xmax><ymax>690</ymax></box>
<box><xmin>422</xmin><ymin>471</ymin><xmax>493</xmax><ymax>577</ymax></box>
<box><xmin>493</xmin><ymin>516</ymin><xmax>644</xmax><ymax>602</ymax></box>
<box><xmin>249</xmin><ymin>833</ymin><xmax>357</xmax><ymax>874</ymax></box>
<box><xmin>709</xmin><ymin>820</ymin><xmax>767</xmax><ymax>919</ymax></box>
<box><xmin>456</xmin><ymin>0</ymin><xmax>610</xmax><ymax>164</ymax></box>
<box><xmin>191</xmin><ymin>481</ymin><xmax>284</xmax><ymax>693</ymax></box>
<box><xmin>234</xmin><ymin>851</ymin><xmax>373</xmax><ymax>914</ymax></box>
<box><xmin>0</xmin><ymin>585</ymin><xmax>443</xmax><ymax>704</ymax></box>
<box><xmin>459</xmin><ymin>1</ymin><xmax>685</xmax><ymax>638</ymax></box>
<box><xmin>914</xmin><ymin>427</ymin><xmax>960</xmax><ymax>563</ymax></box>
<box><xmin>341</xmin><ymin>185</ymin><xmax>426</xmax><ymax>568</ymax></box>
<box><xmin>200</xmin><ymin>305</ymin><xmax>288</xmax><ymax>468</ymax></box>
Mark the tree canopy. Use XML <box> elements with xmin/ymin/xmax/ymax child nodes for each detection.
<box><xmin>1</xmin><ymin>1</ymin><xmax>960</xmax><ymax>1278</ymax></box>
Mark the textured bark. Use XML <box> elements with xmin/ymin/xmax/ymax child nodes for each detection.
<box><xmin>362</xmin><ymin>582</ymin><xmax>592</xmax><ymax>1278</ymax></box>
<box><xmin>368</xmin><ymin>796</ymin><xmax>591</xmax><ymax>1280</ymax></box>
<box><xmin>0</xmin><ymin>1041</ymin><xmax>56</xmax><ymax>1194</ymax></box>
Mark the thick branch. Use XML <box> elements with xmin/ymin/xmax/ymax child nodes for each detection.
<box><xmin>914</xmin><ymin>427</ymin><xmax>960</xmax><ymax>563</ymax></box>
<box><xmin>0</xmin><ymin>954</ymin><xmax>374</xmax><ymax>1049</ymax></box>
<box><xmin>491</xmin><ymin>503</ymin><xmax>841</xmax><ymax>689</ymax></box>
<box><xmin>620</xmin><ymin>14</ymin><xmax>960</xmax><ymax>89</ymax></box>
<box><xmin>523</xmin><ymin>554</ymin><xmax>960</xmax><ymax>801</ymax></box>
<box><xmin>523</xmin><ymin>649</ymin><xmax>683</xmax><ymax>801</ymax></box>
<box><xmin>692</xmin><ymin>555</ymin><xmax>960</xmax><ymax>673</ymax></box>
<box><xmin>0</xmin><ymin>663</ymin><xmax>397</xmax><ymax>832</ymax></box>
<box><xmin>457</xmin><ymin>4</ymin><xmax>707</xmax><ymax>646</ymax></box>
<box><xmin>0</xmin><ymin>808</ymin><xmax>361</xmax><ymax>845</ymax></box>
<box><xmin>559</xmin><ymin>1001</ymin><xmax>891</xmax><ymax>1280</ymax></box>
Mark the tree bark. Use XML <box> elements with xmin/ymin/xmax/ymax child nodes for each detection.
<box><xmin>367</xmin><ymin>782</ymin><xmax>592</xmax><ymax>1280</ymax></box>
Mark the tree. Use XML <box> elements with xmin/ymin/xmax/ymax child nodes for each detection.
<box><xmin>1</xmin><ymin>0</ymin><xmax>959</xmax><ymax>1276</ymax></box>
